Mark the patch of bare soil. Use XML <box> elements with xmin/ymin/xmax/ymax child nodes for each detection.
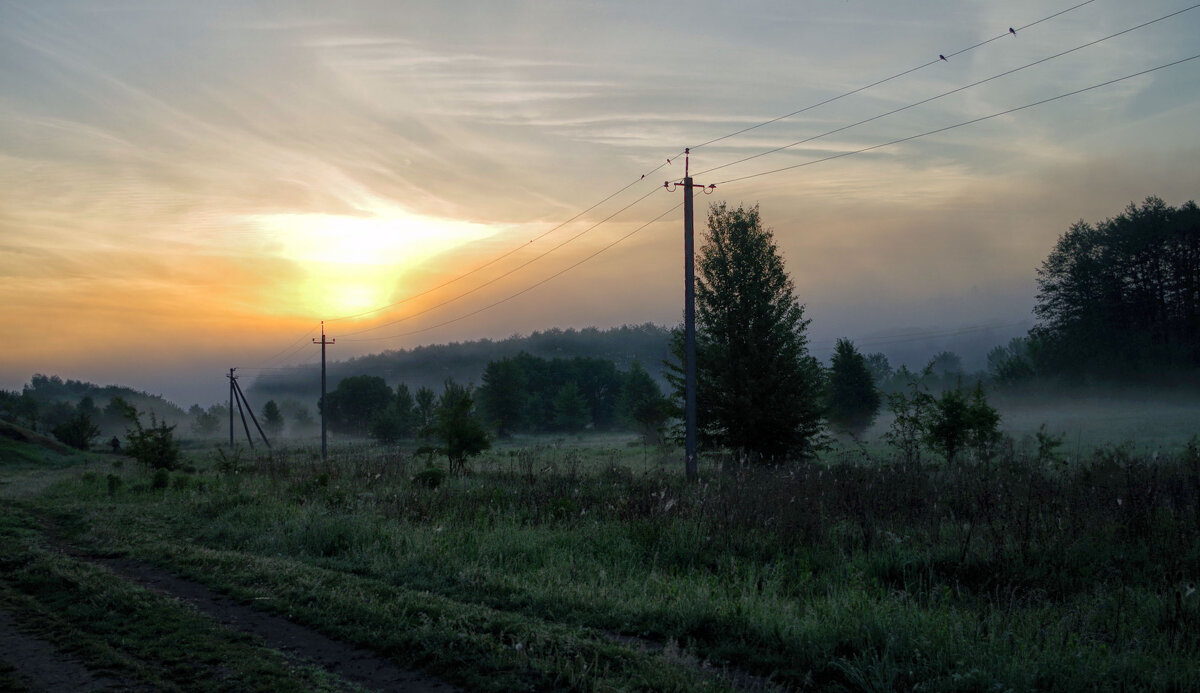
<box><xmin>0</xmin><ymin>608</ymin><xmax>126</xmax><ymax>692</ymax></box>
<box><xmin>99</xmin><ymin>557</ymin><xmax>460</xmax><ymax>693</ymax></box>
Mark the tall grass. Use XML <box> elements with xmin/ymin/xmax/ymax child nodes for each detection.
<box><xmin>35</xmin><ymin>437</ymin><xmax>1200</xmax><ymax>690</ymax></box>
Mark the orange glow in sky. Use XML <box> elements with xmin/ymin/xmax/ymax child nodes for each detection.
<box><xmin>2</xmin><ymin>1</ymin><xmax>1199</xmax><ymax>404</ymax></box>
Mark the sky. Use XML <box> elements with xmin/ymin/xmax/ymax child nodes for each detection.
<box><xmin>2</xmin><ymin>0</ymin><xmax>1199</xmax><ymax>406</ymax></box>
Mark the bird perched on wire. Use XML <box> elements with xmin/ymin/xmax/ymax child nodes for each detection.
<box><xmin>1009</xmin><ymin>27</ymin><xmax>1017</xmax><ymax>36</ymax></box>
<box><xmin>939</xmin><ymin>54</ymin><xmax>947</xmax><ymax>61</ymax></box>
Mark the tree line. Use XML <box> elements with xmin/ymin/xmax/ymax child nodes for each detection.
<box><xmin>318</xmin><ymin>353</ymin><xmax>671</xmax><ymax>445</ymax></box>
<box><xmin>993</xmin><ymin>196</ymin><xmax>1200</xmax><ymax>383</ymax></box>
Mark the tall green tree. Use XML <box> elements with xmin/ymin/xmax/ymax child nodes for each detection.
<box><xmin>825</xmin><ymin>338</ymin><xmax>881</xmax><ymax>437</ymax></box>
<box><xmin>669</xmin><ymin>202</ymin><xmax>824</xmax><ymax>461</ymax></box>
<box><xmin>478</xmin><ymin>357</ymin><xmax>527</xmax><ymax>437</ymax></box>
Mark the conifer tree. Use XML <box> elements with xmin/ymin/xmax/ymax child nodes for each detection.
<box><xmin>669</xmin><ymin>203</ymin><xmax>823</xmax><ymax>461</ymax></box>
<box><xmin>825</xmin><ymin>338</ymin><xmax>881</xmax><ymax>436</ymax></box>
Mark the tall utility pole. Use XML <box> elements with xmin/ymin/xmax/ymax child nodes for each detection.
<box><xmin>228</xmin><ymin>368</ymin><xmax>236</xmax><ymax>448</ymax></box>
<box><xmin>664</xmin><ymin>148</ymin><xmax>715</xmax><ymax>481</ymax></box>
<box><xmin>313</xmin><ymin>321</ymin><xmax>335</xmax><ymax>460</ymax></box>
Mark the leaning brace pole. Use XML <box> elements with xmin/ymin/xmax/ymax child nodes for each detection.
<box><xmin>664</xmin><ymin>148</ymin><xmax>715</xmax><ymax>481</ymax></box>
<box><xmin>232</xmin><ymin>378</ymin><xmax>271</xmax><ymax>450</ymax></box>
<box><xmin>231</xmin><ymin>377</ymin><xmax>254</xmax><ymax>451</ymax></box>
<box><xmin>313</xmin><ymin>321</ymin><xmax>335</xmax><ymax>460</ymax></box>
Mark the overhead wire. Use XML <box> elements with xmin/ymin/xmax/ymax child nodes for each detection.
<box><xmin>238</xmin><ymin>324</ymin><xmax>319</xmax><ymax>371</ymax></box>
<box><xmin>241</xmin><ymin>0</ymin><xmax>1117</xmax><ymax>358</ymax></box>
<box><xmin>319</xmin><ymin>0</ymin><xmax>1103</xmax><ymax>332</ymax></box>
<box><xmin>341</xmin><ymin>200</ymin><xmax>682</xmax><ymax>342</ymax></box>
<box><xmin>323</xmin><ymin>153</ymin><xmax>683</xmax><ymax>324</ymax></box>
<box><xmin>692</xmin><ymin>3</ymin><xmax>1200</xmax><ymax>179</ymax></box>
<box><xmin>687</xmin><ymin>0</ymin><xmax>1101</xmax><ymax>152</ymax></box>
<box><xmin>713</xmin><ymin>52</ymin><xmax>1200</xmax><ymax>187</ymax></box>
<box><xmin>337</xmin><ymin>186</ymin><xmax>665</xmax><ymax>338</ymax></box>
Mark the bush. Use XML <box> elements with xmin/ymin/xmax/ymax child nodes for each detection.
<box><xmin>411</xmin><ymin>465</ymin><xmax>447</xmax><ymax>489</ymax></box>
<box><xmin>51</xmin><ymin>410</ymin><xmax>101</xmax><ymax>451</ymax></box>
<box><xmin>126</xmin><ymin>412</ymin><xmax>181</xmax><ymax>471</ymax></box>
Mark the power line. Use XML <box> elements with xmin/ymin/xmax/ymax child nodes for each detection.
<box><xmin>238</xmin><ymin>0</ymin><xmax>1113</xmax><ymax>362</ymax></box>
<box><xmin>341</xmin><ymin>201</ymin><xmax>682</xmax><ymax>343</ymax></box>
<box><xmin>323</xmin><ymin>154</ymin><xmax>683</xmax><ymax>325</ymax></box>
<box><xmin>713</xmin><ymin>52</ymin><xmax>1200</xmax><ymax>187</ymax></box>
<box><xmin>318</xmin><ymin>1</ymin><xmax>1098</xmax><ymax>331</ymax></box>
<box><xmin>337</xmin><ymin>186</ymin><xmax>665</xmax><ymax>338</ymax></box>
<box><xmin>693</xmin><ymin>3</ymin><xmax>1200</xmax><ymax>179</ymax></box>
<box><xmin>247</xmin><ymin>324</ymin><xmax>320</xmax><ymax>370</ymax></box>
<box><xmin>687</xmin><ymin>0</ymin><xmax>1101</xmax><ymax>152</ymax></box>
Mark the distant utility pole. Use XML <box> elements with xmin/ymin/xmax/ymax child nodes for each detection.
<box><xmin>313</xmin><ymin>321</ymin><xmax>335</xmax><ymax>460</ymax></box>
<box><xmin>664</xmin><ymin>148</ymin><xmax>715</xmax><ymax>481</ymax></box>
<box><xmin>228</xmin><ymin>368</ymin><xmax>236</xmax><ymax>449</ymax></box>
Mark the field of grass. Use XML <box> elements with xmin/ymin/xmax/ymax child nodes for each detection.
<box><xmin>1</xmin><ymin>423</ymin><xmax>1198</xmax><ymax>690</ymax></box>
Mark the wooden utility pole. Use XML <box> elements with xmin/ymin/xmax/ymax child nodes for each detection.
<box><xmin>313</xmin><ymin>321</ymin><xmax>335</xmax><ymax>460</ymax></box>
<box><xmin>665</xmin><ymin>148</ymin><xmax>715</xmax><ymax>481</ymax></box>
<box><xmin>228</xmin><ymin>368</ymin><xmax>236</xmax><ymax>448</ymax></box>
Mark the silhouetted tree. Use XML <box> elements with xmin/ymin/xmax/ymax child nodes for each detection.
<box><xmin>924</xmin><ymin>382</ymin><xmax>1001</xmax><ymax>465</ymax></box>
<box><xmin>478</xmin><ymin>357</ymin><xmax>527</xmax><ymax>437</ymax></box>
<box><xmin>261</xmin><ymin>400</ymin><xmax>284</xmax><ymax>438</ymax></box>
<box><xmin>125</xmin><ymin>410</ymin><xmax>181</xmax><ymax>470</ymax></box>
<box><xmin>1031</xmin><ymin>196</ymin><xmax>1200</xmax><ymax>378</ymax></box>
<box><xmin>321</xmin><ymin>375</ymin><xmax>393</xmax><ymax>435</ymax></box>
<box><xmin>414</xmin><ymin>386</ymin><xmax>437</xmax><ymax>440</ymax></box>
<box><xmin>551</xmin><ymin>382</ymin><xmax>589</xmax><ymax>433</ymax></box>
<box><xmin>668</xmin><ymin>202</ymin><xmax>824</xmax><ymax>461</ymax></box>
<box><xmin>863</xmin><ymin>352</ymin><xmax>893</xmax><ymax>387</ymax></box>
<box><xmin>191</xmin><ymin>405</ymin><xmax>221</xmax><ymax>437</ymax></box>
<box><xmin>620</xmin><ymin>361</ymin><xmax>671</xmax><ymax>444</ymax></box>
<box><xmin>51</xmin><ymin>408</ymin><xmax>101</xmax><ymax>451</ymax></box>
<box><xmin>825</xmin><ymin>339</ymin><xmax>881</xmax><ymax>437</ymax></box>
<box><xmin>987</xmin><ymin>337</ymin><xmax>1034</xmax><ymax>384</ymax></box>
<box><xmin>434</xmin><ymin>379</ymin><xmax>489</xmax><ymax>471</ymax></box>
<box><xmin>369</xmin><ymin>384</ymin><xmax>416</xmax><ymax>445</ymax></box>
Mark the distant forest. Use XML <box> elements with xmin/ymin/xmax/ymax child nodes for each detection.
<box><xmin>247</xmin><ymin>323</ymin><xmax>675</xmax><ymax>403</ymax></box>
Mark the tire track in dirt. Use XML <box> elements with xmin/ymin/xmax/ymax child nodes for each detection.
<box><xmin>96</xmin><ymin>557</ymin><xmax>460</xmax><ymax>693</ymax></box>
<box><xmin>0</xmin><ymin>608</ymin><xmax>127</xmax><ymax>692</ymax></box>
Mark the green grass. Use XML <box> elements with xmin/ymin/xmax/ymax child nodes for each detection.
<box><xmin>0</xmin><ymin>505</ymin><xmax>362</xmax><ymax>692</ymax></box>
<box><xmin>5</xmin><ymin>432</ymin><xmax>1200</xmax><ymax>690</ymax></box>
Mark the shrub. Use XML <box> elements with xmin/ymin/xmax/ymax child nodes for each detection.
<box><xmin>51</xmin><ymin>410</ymin><xmax>101</xmax><ymax>451</ymax></box>
<box><xmin>126</xmin><ymin>412</ymin><xmax>181</xmax><ymax>470</ymax></box>
<box><xmin>412</xmin><ymin>465</ymin><xmax>447</xmax><ymax>489</ymax></box>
